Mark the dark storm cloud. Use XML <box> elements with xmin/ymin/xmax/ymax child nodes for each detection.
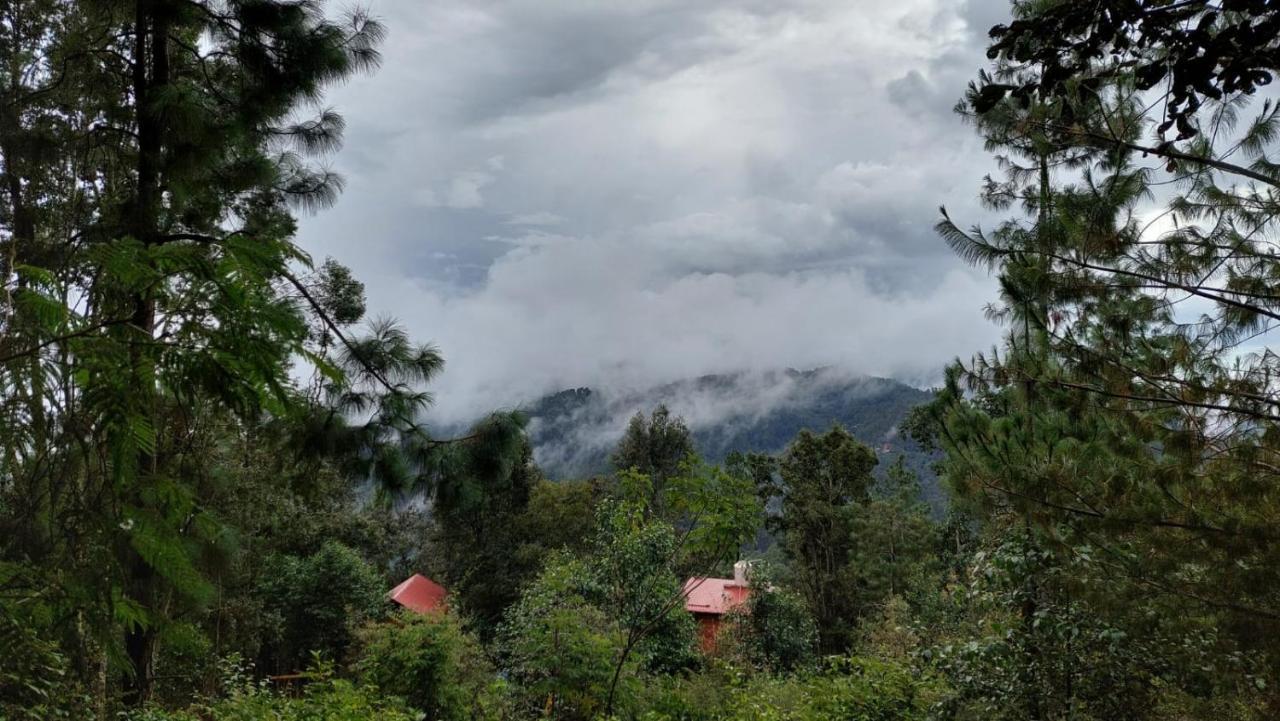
<box><xmin>298</xmin><ymin>0</ymin><xmax>1015</xmax><ymax>420</ymax></box>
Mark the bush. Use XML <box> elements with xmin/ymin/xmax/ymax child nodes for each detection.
<box><xmin>633</xmin><ymin>664</ymin><xmax>741</xmax><ymax>721</ymax></box>
<box><xmin>638</xmin><ymin>656</ymin><xmax>939</xmax><ymax>721</ymax></box>
<box><xmin>0</xmin><ymin>599</ymin><xmax>92</xmax><ymax>720</ymax></box>
<box><xmin>498</xmin><ymin>557</ymin><xmax>633</xmax><ymax>721</ymax></box>
<box><xmin>153</xmin><ymin>621</ymin><xmax>218</xmax><ymax>705</ymax></box>
<box><xmin>255</xmin><ymin>541</ymin><xmax>385</xmax><ymax>672</ymax></box>
<box><xmin>127</xmin><ymin>662</ymin><xmax>418</xmax><ymax>721</ymax></box>
<box><xmin>718</xmin><ymin>565</ymin><xmax>818</xmax><ymax>673</ymax></box>
<box><xmin>356</xmin><ymin>610</ymin><xmax>495</xmax><ymax>720</ymax></box>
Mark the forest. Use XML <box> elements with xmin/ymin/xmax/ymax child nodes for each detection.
<box><xmin>2</xmin><ymin>0</ymin><xmax>1279</xmax><ymax>719</ymax></box>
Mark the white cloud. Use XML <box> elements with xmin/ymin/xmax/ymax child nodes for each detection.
<box><xmin>381</xmin><ymin>234</ymin><xmax>1001</xmax><ymax>420</ymax></box>
<box><xmin>447</xmin><ymin>170</ymin><xmax>496</xmax><ymax>209</ymax></box>
<box><xmin>298</xmin><ymin>0</ymin><xmax>1014</xmax><ymax>420</ymax></box>
<box><xmin>505</xmin><ymin>211</ymin><xmax>565</xmax><ymax>227</ymax></box>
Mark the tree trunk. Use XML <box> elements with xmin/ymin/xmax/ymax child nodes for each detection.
<box><xmin>121</xmin><ymin>0</ymin><xmax>168</xmax><ymax>705</ymax></box>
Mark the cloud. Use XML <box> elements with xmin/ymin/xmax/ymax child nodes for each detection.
<box><xmin>297</xmin><ymin>0</ymin><xmax>1015</xmax><ymax>421</ymax></box>
<box><xmin>383</xmin><ymin>236</ymin><xmax>1001</xmax><ymax>420</ymax></box>
<box><xmin>505</xmin><ymin>211</ymin><xmax>565</xmax><ymax>227</ymax></box>
<box><xmin>526</xmin><ymin>369</ymin><xmax>921</xmax><ymax>477</ymax></box>
<box><xmin>415</xmin><ymin>169</ymin><xmax>499</xmax><ymax>209</ymax></box>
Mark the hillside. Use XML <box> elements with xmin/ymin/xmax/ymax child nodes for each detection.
<box><xmin>522</xmin><ymin>369</ymin><xmax>945</xmax><ymax>511</ymax></box>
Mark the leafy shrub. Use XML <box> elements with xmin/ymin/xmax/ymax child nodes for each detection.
<box><xmin>638</xmin><ymin>656</ymin><xmax>938</xmax><ymax>721</ymax></box>
<box><xmin>153</xmin><ymin>621</ymin><xmax>218</xmax><ymax>705</ymax></box>
<box><xmin>499</xmin><ymin>557</ymin><xmax>633</xmax><ymax>721</ymax></box>
<box><xmin>356</xmin><ymin>610</ymin><xmax>496</xmax><ymax>720</ymax></box>
<box><xmin>0</xmin><ymin>599</ymin><xmax>91</xmax><ymax>720</ymax></box>
<box><xmin>127</xmin><ymin>660</ymin><xmax>418</xmax><ymax>721</ymax></box>
<box><xmin>633</xmin><ymin>663</ymin><xmax>742</xmax><ymax>721</ymax></box>
<box><xmin>718</xmin><ymin>564</ymin><xmax>818</xmax><ymax>673</ymax></box>
<box><xmin>255</xmin><ymin>541</ymin><xmax>385</xmax><ymax>672</ymax></box>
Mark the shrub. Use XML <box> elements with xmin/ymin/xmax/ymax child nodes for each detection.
<box><xmin>0</xmin><ymin>599</ymin><xmax>92</xmax><ymax>720</ymax></box>
<box><xmin>638</xmin><ymin>656</ymin><xmax>938</xmax><ymax>721</ymax></box>
<box><xmin>255</xmin><ymin>541</ymin><xmax>385</xmax><ymax>672</ymax></box>
<box><xmin>499</xmin><ymin>557</ymin><xmax>633</xmax><ymax>721</ymax></box>
<box><xmin>126</xmin><ymin>667</ymin><xmax>418</xmax><ymax>721</ymax></box>
<box><xmin>719</xmin><ymin>565</ymin><xmax>818</xmax><ymax>673</ymax></box>
<box><xmin>356</xmin><ymin>610</ymin><xmax>494</xmax><ymax>720</ymax></box>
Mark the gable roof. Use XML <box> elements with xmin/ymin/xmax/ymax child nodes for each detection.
<box><xmin>683</xmin><ymin>576</ymin><xmax>750</xmax><ymax>616</ymax></box>
<box><xmin>387</xmin><ymin>573</ymin><xmax>448</xmax><ymax>615</ymax></box>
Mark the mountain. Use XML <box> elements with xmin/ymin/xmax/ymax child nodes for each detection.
<box><xmin>521</xmin><ymin>368</ymin><xmax>945</xmax><ymax>512</ymax></box>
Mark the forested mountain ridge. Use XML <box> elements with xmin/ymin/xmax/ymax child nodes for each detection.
<box><xmin>520</xmin><ymin>369</ymin><xmax>943</xmax><ymax>509</ymax></box>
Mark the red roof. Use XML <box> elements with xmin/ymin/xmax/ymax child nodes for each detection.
<box><xmin>387</xmin><ymin>574</ymin><xmax>448</xmax><ymax>615</ymax></box>
<box><xmin>683</xmin><ymin>576</ymin><xmax>750</xmax><ymax>616</ymax></box>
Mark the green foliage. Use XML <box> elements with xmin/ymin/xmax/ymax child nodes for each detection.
<box><xmin>0</xmin><ymin>599</ymin><xmax>91</xmax><ymax>720</ymax></box>
<box><xmin>854</xmin><ymin>457</ymin><xmax>940</xmax><ymax>602</ymax></box>
<box><xmin>613</xmin><ymin>404</ymin><xmax>697</xmax><ymax>519</ymax></box>
<box><xmin>926</xmin><ymin>531</ymin><xmax>1272</xmax><ymax>721</ymax></box>
<box><xmin>126</xmin><ymin>672</ymin><xmax>418</xmax><ymax>721</ymax></box>
<box><xmin>513</xmin><ymin>478</ymin><xmax>601</xmax><ymax>567</ymax></box>
<box><xmin>639</xmin><ymin>657</ymin><xmax>938</xmax><ymax>721</ymax></box>
<box><xmin>313</xmin><ymin>259</ymin><xmax>367</xmax><ymax>327</ymax></box>
<box><xmin>0</xmin><ymin>0</ymin><xmax>392</xmax><ymax>705</ymax></box>
<box><xmin>920</xmin><ymin>1</ymin><xmax>1280</xmax><ymax>711</ymax></box>
<box><xmin>497</xmin><ymin>470</ymin><xmax>763</xmax><ymax>718</ymax></box>
<box><xmin>667</xmin><ymin>463</ymin><xmax>763</xmax><ymax>575</ymax></box>
<box><xmin>356</xmin><ymin>611</ymin><xmax>494</xmax><ymax>721</ymax></box>
<box><xmin>587</xmin><ymin>501</ymin><xmax>699</xmax><ymax>676</ymax></box>
<box><xmin>756</xmin><ymin>427</ymin><xmax>877</xmax><ymax>653</ymax></box>
<box><xmin>720</xmin><ymin>564</ymin><xmax>818</xmax><ymax>673</ymax></box>
<box><xmin>152</xmin><ymin>622</ymin><xmax>217</xmax><ymax>707</ymax></box>
<box><xmin>499</xmin><ymin>556</ymin><xmax>632</xmax><ymax>721</ymax></box>
<box><xmin>428</xmin><ymin>437</ymin><xmax>545</xmax><ymax>635</ymax></box>
<box><xmin>256</xmin><ymin>542</ymin><xmax>386</xmax><ymax>673</ymax></box>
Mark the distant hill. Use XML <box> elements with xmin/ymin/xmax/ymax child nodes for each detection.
<box><xmin>521</xmin><ymin>369</ymin><xmax>946</xmax><ymax>512</ymax></box>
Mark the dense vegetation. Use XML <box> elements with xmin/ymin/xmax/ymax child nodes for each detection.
<box><xmin>2</xmin><ymin>0</ymin><xmax>1279</xmax><ymax>720</ymax></box>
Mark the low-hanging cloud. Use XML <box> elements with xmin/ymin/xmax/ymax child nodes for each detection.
<box><xmin>375</xmin><ymin>239</ymin><xmax>999</xmax><ymax>420</ymax></box>
<box><xmin>297</xmin><ymin>0</ymin><xmax>1013</xmax><ymax>422</ymax></box>
<box><xmin>526</xmin><ymin>368</ymin><xmax>926</xmax><ymax>478</ymax></box>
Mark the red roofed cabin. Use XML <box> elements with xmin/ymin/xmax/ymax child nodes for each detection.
<box><xmin>387</xmin><ymin>573</ymin><xmax>448</xmax><ymax>615</ymax></box>
<box><xmin>684</xmin><ymin>561</ymin><xmax>752</xmax><ymax>651</ymax></box>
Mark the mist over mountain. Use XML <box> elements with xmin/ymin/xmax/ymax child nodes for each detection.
<box><xmin>521</xmin><ymin>368</ymin><xmax>945</xmax><ymax>512</ymax></box>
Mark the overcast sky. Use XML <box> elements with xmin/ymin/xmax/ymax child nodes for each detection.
<box><xmin>298</xmin><ymin>0</ymin><xmax>1014</xmax><ymax>421</ymax></box>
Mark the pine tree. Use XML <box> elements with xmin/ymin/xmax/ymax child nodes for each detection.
<box><xmin>0</xmin><ymin>0</ymin><xmax>388</xmax><ymax>707</ymax></box>
<box><xmin>757</xmin><ymin>426</ymin><xmax>877</xmax><ymax>653</ymax></box>
<box><xmin>611</xmin><ymin>404</ymin><xmax>696</xmax><ymax>520</ymax></box>
<box><xmin>927</xmin><ymin>0</ymin><xmax>1280</xmax><ymax>699</ymax></box>
<box><xmin>854</xmin><ymin>456</ymin><xmax>938</xmax><ymax>602</ymax></box>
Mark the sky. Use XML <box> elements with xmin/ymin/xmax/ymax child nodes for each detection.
<box><xmin>298</xmin><ymin>0</ymin><xmax>1015</xmax><ymax>421</ymax></box>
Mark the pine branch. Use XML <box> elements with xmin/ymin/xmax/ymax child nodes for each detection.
<box><xmin>1067</xmin><ymin>125</ymin><xmax>1280</xmax><ymax>189</ymax></box>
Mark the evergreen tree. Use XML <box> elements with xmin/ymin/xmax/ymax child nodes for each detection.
<box><xmin>925</xmin><ymin>0</ymin><xmax>1280</xmax><ymax>703</ymax></box>
<box><xmin>428</xmin><ymin>437</ymin><xmax>543</xmax><ymax>636</ymax></box>
<box><xmin>611</xmin><ymin>404</ymin><xmax>695</xmax><ymax>519</ymax></box>
<box><xmin>855</xmin><ymin>456</ymin><xmax>939</xmax><ymax>602</ymax></box>
<box><xmin>757</xmin><ymin>426</ymin><xmax>877</xmax><ymax>653</ymax></box>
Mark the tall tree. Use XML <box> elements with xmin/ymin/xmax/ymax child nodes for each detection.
<box><xmin>757</xmin><ymin>426</ymin><xmax>877</xmax><ymax>653</ymax></box>
<box><xmin>924</xmin><ymin>0</ymin><xmax>1280</xmax><ymax>701</ymax></box>
<box><xmin>854</xmin><ymin>456</ymin><xmax>939</xmax><ymax>602</ymax></box>
<box><xmin>0</xmin><ymin>0</ymin><xmax>387</xmax><ymax>707</ymax></box>
<box><xmin>428</xmin><ymin>436</ymin><xmax>542</xmax><ymax>635</ymax></box>
<box><xmin>611</xmin><ymin>404</ymin><xmax>695</xmax><ymax>520</ymax></box>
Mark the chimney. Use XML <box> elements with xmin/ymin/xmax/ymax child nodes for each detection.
<box><xmin>733</xmin><ymin>560</ymin><xmax>749</xmax><ymax>586</ymax></box>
